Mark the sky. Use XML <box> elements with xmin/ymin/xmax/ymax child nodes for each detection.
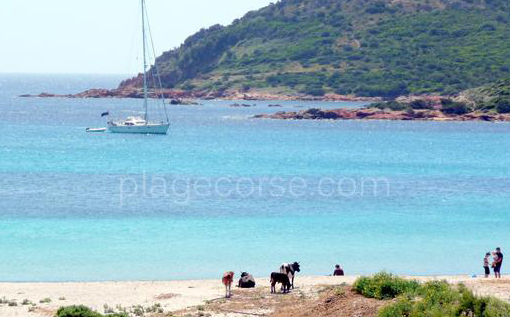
<box><xmin>0</xmin><ymin>0</ymin><xmax>274</xmax><ymax>75</ymax></box>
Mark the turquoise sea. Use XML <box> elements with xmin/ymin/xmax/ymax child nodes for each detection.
<box><xmin>0</xmin><ymin>74</ymin><xmax>509</xmax><ymax>282</ymax></box>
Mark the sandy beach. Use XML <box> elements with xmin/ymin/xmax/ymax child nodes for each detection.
<box><xmin>0</xmin><ymin>275</ymin><xmax>508</xmax><ymax>317</ymax></box>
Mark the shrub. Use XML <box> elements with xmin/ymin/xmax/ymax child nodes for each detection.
<box><xmin>302</xmin><ymin>85</ymin><xmax>326</xmax><ymax>96</ymax></box>
<box><xmin>241</xmin><ymin>84</ymin><xmax>251</xmax><ymax>92</ymax></box>
<box><xmin>56</xmin><ymin>306</ymin><xmax>103</xmax><ymax>317</ymax></box>
<box><xmin>441</xmin><ymin>99</ymin><xmax>469</xmax><ymax>115</ymax></box>
<box><xmin>353</xmin><ymin>272</ymin><xmax>420</xmax><ymax>300</ymax></box>
<box><xmin>370</xmin><ymin>101</ymin><xmax>407</xmax><ymax>111</ymax></box>
<box><xmin>493</xmin><ymin>97</ymin><xmax>510</xmax><ymax>113</ymax></box>
<box><xmin>181</xmin><ymin>83</ymin><xmax>196</xmax><ymax>91</ymax></box>
<box><xmin>377</xmin><ymin>281</ymin><xmax>510</xmax><ymax>317</ymax></box>
<box><xmin>409</xmin><ymin>99</ymin><xmax>433</xmax><ymax>110</ymax></box>
<box><xmin>146</xmin><ymin>303</ymin><xmax>164</xmax><ymax>314</ymax></box>
<box><xmin>355</xmin><ymin>83</ymin><xmax>409</xmax><ymax>98</ymax></box>
<box><xmin>56</xmin><ymin>305</ymin><xmax>129</xmax><ymax>317</ymax></box>
<box><xmin>378</xmin><ymin>297</ymin><xmax>413</xmax><ymax>317</ymax></box>
<box><xmin>480</xmin><ymin>23</ymin><xmax>497</xmax><ymax>32</ymax></box>
<box><xmin>40</xmin><ymin>298</ymin><xmax>52</xmax><ymax>304</ymax></box>
<box><xmin>365</xmin><ymin>1</ymin><xmax>388</xmax><ymax>14</ymax></box>
<box><xmin>132</xmin><ymin>305</ymin><xmax>144</xmax><ymax>316</ymax></box>
<box><xmin>483</xmin><ymin>296</ymin><xmax>510</xmax><ymax>316</ymax></box>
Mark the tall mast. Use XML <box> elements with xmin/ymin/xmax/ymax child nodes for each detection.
<box><xmin>141</xmin><ymin>0</ymin><xmax>148</xmax><ymax>123</ymax></box>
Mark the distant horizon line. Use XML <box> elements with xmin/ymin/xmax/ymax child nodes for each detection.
<box><xmin>0</xmin><ymin>72</ymin><xmax>133</xmax><ymax>77</ymax></box>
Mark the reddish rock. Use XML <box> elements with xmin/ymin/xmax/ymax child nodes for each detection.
<box><xmin>329</xmin><ymin>109</ymin><xmax>358</xmax><ymax>119</ymax></box>
<box><xmin>74</xmin><ymin>89</ymin><xmax>112</xmax><ymax>98</ymax></box>
<box><xmin>355</xmin><ymin>108</ymin><xmax>385</xmax><ymax>118</ymax></box>
<box><xmin>253</xmin><ymin>107</ymin><xmax>510</xmax><ymax>122</ymax></box>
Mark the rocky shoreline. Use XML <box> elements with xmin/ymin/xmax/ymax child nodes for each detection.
<box><xmin>20</xmin><ymin>86</ymin><xmax>510</xmax><ymax>122</ymax></box>
<box><xmin>253</xmin><ymin>108</ymin><xmax>510</xmax><ymax>122</ymax></box>
<box><xmin>18</xmin><ymin>88</ymin><xmax>379</xmax><ymax>102</ymax></box>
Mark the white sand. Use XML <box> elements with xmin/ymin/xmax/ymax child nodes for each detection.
<box><xmin>0</xmin><ymin>275</ymin><xmax>508</xmax><ymax>317</ymax></box>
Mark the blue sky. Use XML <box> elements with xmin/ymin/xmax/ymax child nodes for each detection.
<box><xmin>0</xmin><ymin>0</ymin><xmax>273</xmax><ymax>74</ymax></box>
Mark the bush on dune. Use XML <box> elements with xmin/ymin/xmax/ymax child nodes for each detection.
<box><xmin>56</xmin><ymin>305</ymin><xmax>128</xmax><ymax>317</ymax></box>
<box><xmin>375</xmin><ymin>279</ymin><xmax>510</xmax><ymax>317</ymax></box>
<box><xmin>56</xmin><ymin>306</ymin><xmax>102</xmax><ymax>317</ymax></box>
<box><xmin>378</xmin><ymin>297</ymin><xmax>414</xmax><ymax>317</ymax></box>
<box><xmin>354</xmin><ymin>273</ymin><xmax>510</xmax><ymax>316</ymax></box>
<box><xmin>353</xmin><ymin>272</ymin><xmax>420</xmax><ymax>300</ymax></box>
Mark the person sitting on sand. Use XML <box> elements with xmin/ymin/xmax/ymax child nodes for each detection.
<box><xmin>333</xmin><ymin>265</ymin><xmax>344</xmax><ymax>276</ymax></box>
<box><xmin>484</xmin><ymin>252</ymin><xmax>491</xmax><ymax>278</ymax></box>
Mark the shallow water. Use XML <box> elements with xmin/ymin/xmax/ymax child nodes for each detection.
<box><xmin>0</xmin><ymin>74</ymin><xmax>509</xmax><ymax>281</ymax></box>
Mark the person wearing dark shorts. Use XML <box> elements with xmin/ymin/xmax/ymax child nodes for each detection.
<box><xmin>494</xmin><ymin>247</ymin><xmax>503</xmax><ymax>278</ymax></box>
<box><xmin>484</xmin><ymin>252</ymin><xmax>491</xmax><ymax>278</ymax></box>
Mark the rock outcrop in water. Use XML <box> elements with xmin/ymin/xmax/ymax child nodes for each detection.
<box><xmin>230</xmin><ymin>103</ymin><xmax>256</xmax><ymax>107</ymax></box>
<box><xmin>19</xmin><ymin>88</ymin><xmax>377</xmax><ymax>102</ymax></box>
<box><xmin>253</xmin><ymin>108</ymin><xmax>510</xmax><ymax>122</ymax></box>
<box><xmin>20</xmin><ymin>88</ymin><xmax>192</xmax><ymax>100</ymax></box>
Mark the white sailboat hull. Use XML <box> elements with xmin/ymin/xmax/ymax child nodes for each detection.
<box><xmin>108</xmin><ymin>123</ymin><xmax>169</xmax><ymax>134</ymax></box>
<box><xmin>98</xmin><ymin>1</ymin><xmax>170</xmax><ymax>136</ymax></box>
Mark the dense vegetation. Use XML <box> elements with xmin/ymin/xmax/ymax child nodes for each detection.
<box><xmin>353</xmin><ymin>273</ymin><xmax>510</xmax><ymax>317</ymax></box>
<box><xmin>369</xmin><ymin>99</ymin><xmax>471</xmax><ymax>114</ymax></box>
<box><xmin>56</xmin><ymin>305</ymin><xmax>127</xmax><ymax>317</ymax></box>
<box><xmin>353</xmin><ymin>272</ymin><xmax>420</xmax><ymax>300</ymax></box>
<box><xmin>380</xmin><ymin>281</ymin><xmax>510</xmax><ymax>317</ymax></box>
<box><xmin>460</xmin><ymin>77</ymin><xmax>510</xmax><ymax>113</ymax></box>
<box><xmin>367</xmin><ymin>76</ymin><xmax>510</xmax><ymax>114</ymax></box>
<box><xmin>130</xmin><ymin>0</ymin><xmax>510</xmax><ymax>97</ymax></box>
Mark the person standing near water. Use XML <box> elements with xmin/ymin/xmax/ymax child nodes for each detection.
<box><xmin>484</xmin><ymin>252</ymin><xmax>491</xmax><ymax>278</ymax></box>
<box><xmin>493</xmin><ymin>247</ymin><xmax>503</xmax><ymax>278</ymax></box>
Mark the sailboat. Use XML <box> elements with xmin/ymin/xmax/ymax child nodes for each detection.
<box><xmin>108</xmin><ymin>0</ymin><xmax>170</xmax><ymax>135</ymax></box>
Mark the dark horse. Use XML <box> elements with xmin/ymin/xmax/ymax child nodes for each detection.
<box><xmin>270</xmin><ymin>272</ymin><xmax>291</xmax><ymax>293</ymax></box>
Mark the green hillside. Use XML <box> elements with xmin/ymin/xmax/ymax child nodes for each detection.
<box><xmin>124</xmin><ymin>0</ymin><xmax>510</xmax><ymax>98</ymax></box>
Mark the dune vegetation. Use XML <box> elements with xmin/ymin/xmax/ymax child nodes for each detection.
<box><xmin>354</xmin><ymin>272</ymin><xmax>510</xmax><ymax>317</ymax></box>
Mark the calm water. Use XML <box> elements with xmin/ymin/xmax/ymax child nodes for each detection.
<box><xmin>0</xmin><ymin>74</ymin><xmax>509</xmax><ymax>282</ymax></box>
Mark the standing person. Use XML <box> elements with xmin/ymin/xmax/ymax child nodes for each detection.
<box><xmin>494</xmin><ymin>247</ymin><xmax>504</xmax><ymax>278</ymax></box>
<box><xmin>484</xmin><ymin>252</ymin><xmax>491</xmax><ymax>278</ymax></box>
<box><xmin>333</xmin><ymin>264</ymin><xmax>344</xmax><ymax>276</ymax></box>
<box><xmin>492</xmin><ymin>252</ymin><xmax>499</xmax><ymax>277</ymax></box>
